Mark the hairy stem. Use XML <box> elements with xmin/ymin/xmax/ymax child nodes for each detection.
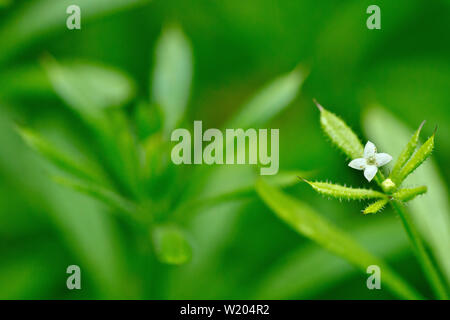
<box><xmin>391</xmin><ymin>201</ymin><xmax>449</xmax><ymax>299</ymax></box>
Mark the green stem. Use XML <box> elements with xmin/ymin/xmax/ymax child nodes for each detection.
<box><xmin>391</xmin><ymin>201</ymin><xmax>449</xmax><ymax>299</ymax></box>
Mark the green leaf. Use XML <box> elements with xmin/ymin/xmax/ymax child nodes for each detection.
<box><xmin>42</xmin><ymin>57</ymin><xmax>136</xmax><ymax>120</ymax></box>
<box><xmin>397</xmin><ymin>133</ymin><xmax>435</xmax><ymax>184</ymax></box>
<box><xmin>152</xmin><ymin>225</ymin><xmax>192</xmax><ymax>265</ymax></box>
<box><xmin>363</xmin><ymin>199</ymin><xmax>388</xmax><ymax>214</ymax></box>
<box><xmin>174</xmin><ymin>170</ymin><xmax>311</xmax><ymax>221</ymax></box>
<box><xmin>255</xmin><ymin>179</ymin><xmax>422</xmax><ymax>299</ymax></box>
<box><xmin>304</xmin><ymin>180</ymin><xmax>386</xmax><ymax>200</ymax></box>
<box><xmin>52</xmin><ymin>176</ymin><xmax>138</xmax><ymax>219</ymax></box>
<box><xmin>364</xmin><ymin>107</ymin><xmax>450</xmax><ymax>286</ymax></box>
<box><xmin>16</xmin><ymin>125</ymin><xmax>104</xmax><ymax>183</ymax></box>
<box><xmin>228</xmin><ymin>66</ymin><xmax>306</xmax><ymax>128</ymax></box>
<box><xmin>390</xmin><ymin>121</ymin><xmax>425</xmax><ymax>184</ymax></box>
<box><xmin>0</xmin><ymin>0</ymin><xmax>150</xmax><ymax>64</ymax></box>
<box><xmin>252</xmin><ymin>217</ymin><xmax>410</xmax><ymax>299</ymax></box>
<box><xmin>315</xmin><ymin>100</ymin><xmax>364</xmax><ymax>159</ymax></box>
<box><xmin>152</xmin><ymin>25</ymin><xmax>192</xmax><ymax>135</ymax></box>
<box><xmin>393</xmin><ymin>186</ymin><xmax>427</xmax><ymax>202</ymax></box>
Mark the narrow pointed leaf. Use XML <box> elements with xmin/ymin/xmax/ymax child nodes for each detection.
<box><xmin>393</xmin><ymin>186</ymin><xmax>427</xmax><ymax>202</ymax></box>
<box><xmin>398</xmin><ymin>133</ymin><xmax>434</xmax><ymax>183</ymax></box>
<box><xmin>43</xmin><ymin>57</ymin><xmax>136</xmax><ymax>120</ymax></box>
<box><xmin>53</xmin><ymin>176</ymin><xmax>138</xmax><ymax>218</ymax></box>
<box><xmin>255</xmin><ymin>179</ymin><xmax>422</xmax><ymax>300</ymax></box>
<box><xmin>152</xmin><ymin>26</ymin><xmax>192</xmax><ymax>135</ymax></box>
<box><xmin>16</xmin><ymin>126</ymin><xmax>104</xmax><ymax>183</ymax></box>
<box><xmin>152</xmin><ymin>226</ymin><xmax>192</xmax><ymax>265</ymax></box>
<box><xmin>390</xmin><ymin>121</ymin><xmax>425</xmax><ymax>183</ymax></box>
<box><xmin>316</xmin><ymin>101</ymin><xmax>364</xmax><ymax>159</ymax></box>
<box><xmin>228</xmin><ymin>67</ymin><xmax>306</xmax><ymax>128</ymax></box>
<box><xmin>305</xmin><ymin>180</ymin><xmax>386</xmax><ymax>200</ymax></box>
<box><xmin>363</xmin><ymin>199</ymin><xmax>388</xmax><ymax>214</ymax></box>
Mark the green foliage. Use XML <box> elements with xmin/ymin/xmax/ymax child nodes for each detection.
<box><xmin>315</xmin><ymin>100</ymin><xmax>364</xmax><ymax>159</ymax></box>
<box><xmin>255</xmin><ymin>179</ymin><xmax>422</xmax><ymax>300</ymax></box>
<box><xmin>152</xmin><ymin>25</ymin><xmax>192</xmax><ymax>135</ymax></box>
<box><xmin>16</xmin><ymin>125</ymin><xmax>104</xmax><ymax>184</ymax></box>
<box><xmin>0</xmin><ymin>0</ymin><xmax>150</xmax><ymax>64</ymax></box>
<box><xmin>397</xmin><ymin>133</ymin><xmax>435</xmax><ymax>184</ymax></box>
<box><xmin>2</xmin><ymin>0</ymin><xmax>448</xmax><ymax>300</ymax></box>
<box><xmin>52</xmin><ymin>176</ymin><xmax>139</xmax><ymax>219</ymax></box>
<box><xmin>393</xmin><ymin>186</ymin><xmax>427</xmax><ymax>202</ymax></box>
<box><xmin>42</xmin><ymin>57</ymin><xmax>136</xmax><ymax>120</ymax></box>
<box><xmin>363</xmin><ymin>199</ymin><xmax>388</xmax><ymax>215</ymax></box>
<box><xmin>152</xmin><ymin>226</ymin><xmax>192</xmax><ymax>265</ymax></box>
<box><xmin>304</xmin><ymin>180</ymin><xmax>386</xmax><ymax>201</ymax></box>
<box><xmin>228</xmin><ymin>67</ymin><xmax>306</xmax><ymax>128</ymax></box>
<box><xmin>365</xmin><ymin>107</ymin><xmax>450</xmax><ymax>290</ymax></box>
<box><xmin>390</xmin><ymin>121</ymin><xmax>425</xmax><ymax>184</ymax></box>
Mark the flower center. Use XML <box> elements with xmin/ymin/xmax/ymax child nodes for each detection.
<box><xmin>367</xmin><ymin>156</ymin><xmax>376</xmax><ymax>166</ymax></box>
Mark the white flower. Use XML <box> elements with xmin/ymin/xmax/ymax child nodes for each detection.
<box><xmin>348</xmin><ymin>141</ymin><xmax>392</xmax><ymax>182</ymax></box>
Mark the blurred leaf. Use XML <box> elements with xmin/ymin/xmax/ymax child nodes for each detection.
<box><xmin>253</xmin><ymin>217</ymin><xmax>409</xmax><ymax>299</ymax></box>
<box><xmin>42</xmin><ymin>57</ymin><xmax>136</xmax><ymax>120</ymax></box>
<box><xmin>152</xmin><ymin>225</ymin><xmax>192</xmax><ymax>265</ymax></box>
<box><xmin>228</xmin><ymin>66</ymin><xmax>306</xmax><ymax>128</ymax></box>
<box><xmin>175</xmin><ymin>170</ymin><xmax>310</xmax><ymax>222</ymax></box>
<box><xmin>0</xmin><ymin>111</ymin><xmax>130</xmax><ymax>298</ymax></box>
<box><xmin>134</xmin><ymin>101</ymin><xmax>162</xmax><ymax>141</ymax></box>
<box><xmin>42</xmin><ymin>57</ymin><xmax>141</xmax><ymax>196</ymax></box>
<box><xmin>53</xmin><ymin>176</ymin><xmax>138</xmax><ymax>219</ymax></box>
<box><xmin>255</xmin><ymin>179</ymin><xmax>422</xmax><ymax>299</ymax></box>
<box><xmin>0</xmin><ymin>64</ymin><xmax>53</xmax><ymax>99</ymax></box>
<box><xmin>16</xmin><ymin>125</ymin><xmax>105</xmax><ymax>184</ymax></box>
<box><xmin>364</xmin><ymin>107</ymin><xmax>450</xmax><ymax>285</ymax></box>
<box><xmin>152</xmin><ymin>25</ymin><xmax>192</xmax><ymax>135</ymax></box>
<box><xmin>0</xmin><ymin>0</ymin><xmax>150</xmax><ymax>64</ymax></box>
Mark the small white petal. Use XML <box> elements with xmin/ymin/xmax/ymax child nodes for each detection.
<box><xmin>348</xmin><ymin>158</ymin><xmax>367</xmax><ymax>170</ymax></box>
<box><xmin>364</xmin><ymin>165</ymin><xmax>378</xmax><ymax>182</ymax></box>
<box><xmin>364</xmin><ymin>141</ymin><xmax>377</xmax><ymax>159</ymax></box>
<box><xmin>375</xmin><ymin>153</ymin><xmax>392</xmax><ymax>167</ymax></box>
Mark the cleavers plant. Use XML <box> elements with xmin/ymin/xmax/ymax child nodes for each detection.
<box><xmin>305</xmin><ymin>100</ymin><xmax>448</xmax><ymax>299</ymax></box>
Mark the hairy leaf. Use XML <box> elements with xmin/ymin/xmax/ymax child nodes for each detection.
<box><xmin>315</xmin><ymin>100</ymin><xmax>364</xmax><ymax>159</ymax></box>
<box><xmin>393</xmin><ymin>186</ymin><xmax>427</xmax><ymax>202</ymax></box>
<box><xmin>397</xmin><ymin>133</ymin><xmax>435</xmax><ymax>183</ymax></box>
<box><xmin>304</xmin><ymin>180</ymin><xmax>386</xmax><ymax>200</ymax></box>
<box><xmin>364</xmin><ymin>107</ymin><xmax>450</xmax><ymax>285</ymax></box>
<box><xmin>390</xmin><ymin>121</ymin><xmax>425</xmax><ymax>184</ymax></box>
<box><xmin>363</xmin><ymin>199</ymin><xmax>389</xmax><ymax>214</ymax></box>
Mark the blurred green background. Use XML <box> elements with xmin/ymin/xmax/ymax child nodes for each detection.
<box><xmin>0</xmin><ymin>0</ymin><xmax>449</xmax><ymax>299</ymax></box>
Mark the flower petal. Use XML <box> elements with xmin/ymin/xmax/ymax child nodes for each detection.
<box><xmin>348</xmin><ymin>158</ymin><xmax>367</xmax><ymax>170</ymax></box>
<box><xmin>364</xmin><ymin>165</ymin><xmax>378</xmax><ymax>182</ymax></box>
<box><xmin>364</xmin><ymin>141</ymin><xmax>377</xmax><ymax>158</ymax></box>
<box><xmin>375</xmin><ymin>153</ymin><xmax>392</xmax><ymax>167</ymax></box>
